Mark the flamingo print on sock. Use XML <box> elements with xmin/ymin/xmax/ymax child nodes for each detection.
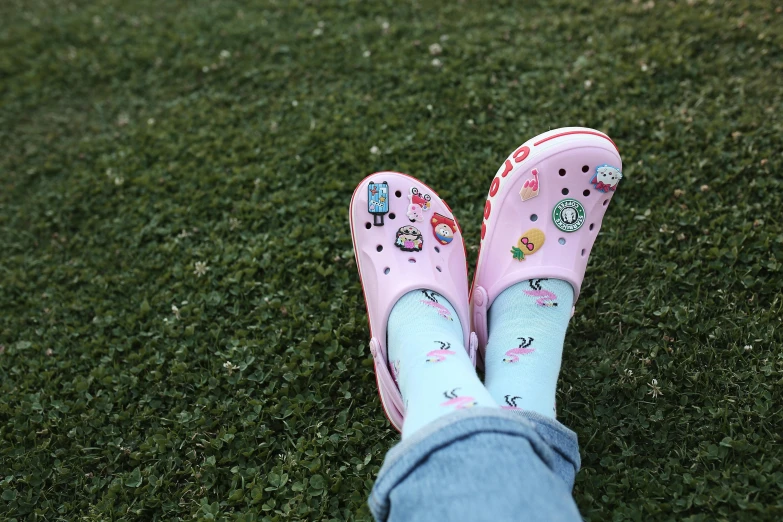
<box><xmin>426</xmin><ymin>341</ymin><xmax>456</xmax><ymax>363</ymax></box>
<box><xmin>391</xmin><ymin>359</ymin><xmax>401</xmax><ymax>383</ymax></box>
<box><xmin>420</xmin><ymin>290</ymin><xmax>454</xmax><ymax>320</ymax></box>
<box><xmin>441</xmin><ymin>388</ymin><xmax>478</xmax><ymax>410</ymax></box>
<box><xmin>502</xmin><ymin>395</ymin><xmax>523</xmax><ymax>410</ymax></box>
<box><xmin>502</xmin><ymin>337</ymin><xmax>535</xmax><ymax>363</ymax></box>
<box><xmin>523</xmin><ymin>279</ymin><xmax>559</xmax><ymax>307</ymax></box>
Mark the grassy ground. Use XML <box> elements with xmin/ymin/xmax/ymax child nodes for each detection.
<box><xmin>1</xmin><ymin>0</ymin><xmax>782</xmax><ymax>520</ymax></box>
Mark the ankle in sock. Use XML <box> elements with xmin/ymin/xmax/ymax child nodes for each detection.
<box><xmin>483</xmin><ymin>279</ymin><xmax>574</xmax><ymax>418</ymax></box>
<box><xmin>387</xmin><ymin>289</ymin><xmax>498</xmax><ymax>438</ymax></box>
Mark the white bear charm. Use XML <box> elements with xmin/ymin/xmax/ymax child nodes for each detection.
<box><xmin>590</xmin><ymin>164</ymin><xmax>622</xmax><ymax>193</ymax></box>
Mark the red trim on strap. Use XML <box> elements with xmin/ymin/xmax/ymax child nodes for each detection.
<box><xmin>534</xmin><ymin>130</ymin><xmax>618</xmax><ymax>152</ymax></box>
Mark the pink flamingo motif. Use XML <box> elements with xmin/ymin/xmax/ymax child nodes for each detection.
<box><xmin>426</xmin><ymin>341</ymin><xmax>456</xmax><ymax>363</ymax></box>
<box><xmin>502</xmin><ymin>395</ymin><xmax>523</xmax><ymax>410</ymax></box>
<box><xmin>391</xmin><ymin>360</ymin><xmax>401</xmax><ymax>383</ymax></box>
<box><xmin>440</xmin><ymin>388</ymin><xmax>477</xmax><ymax>410</ymax></box>
<box><xmin>503</xmin><ymin>337</ymin><xmax>535</xmax><ymax>363</ymax></box>
<box><xmin>420</xmin><ymin>290</ymin><xmax>453</xmax><ymax>321</ymax></box>
<box><xmin>523</xmin><ymin>279</ymin><xmax>559</xmax><ymax>307</ymax></box>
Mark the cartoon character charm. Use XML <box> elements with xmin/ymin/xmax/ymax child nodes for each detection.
<box><xmin>590</xmin><ymin>164</ymin><xmax>622</xmax><ymax>193</ymax></box>
<box><xmin>430</xmin><ymin>213</ymin><xmax>458</xmax><ymax>245</ymax></box>
<box><xmin>406</xmin><ymin>187</ymin><xmax>432</xmax><ymax>222</ymax></box>
<box><xmin>519</xmin><ymin>168</ymin><xmax>540</xmax><ymax>201</ymax></box>
<box><xmin>511</xmin><ymin>228</ymin><xmax>545</xmax><ymax>261</ymax></box>
<box><xmin>367</xmin><ymin>181</ymin><xmax>390</xmax><ymax>226</ymax></box>
<box><xmin>395</xmin><ymin>225</ymin><xmax>423</xmax><ymax>252</ymax></box>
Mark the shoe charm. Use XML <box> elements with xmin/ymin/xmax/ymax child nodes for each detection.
<box><xmin>368</xmin><ymin>181</ymin><xmax>390</xmax><ymax>226</ymax></box>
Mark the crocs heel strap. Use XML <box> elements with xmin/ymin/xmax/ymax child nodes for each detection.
<box><xmin>369</xmin><ymin>337</ymin><xmax>405</xmax><ymax>415</ymax></box>
<box><xmin>468</xmin><ymin>332</ymin><xmax>478</xmax><ymax>367</ymax></box>
<box><xmin>472</xmin><ymin>286</ymin><xmax>489</xmax><ymax>350</ymax></box>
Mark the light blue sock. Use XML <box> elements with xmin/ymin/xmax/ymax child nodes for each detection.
<box><xmin>484</xmin><ymin>279</ymin><xmax>574</xmax><ymax>418</ymax></box>
<box><xmin>388</xmin><ymin>289</ymin><xmax>498</xmax><ymax>438</ymax></box>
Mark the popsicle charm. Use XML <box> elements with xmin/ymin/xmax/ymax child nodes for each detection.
<box><xmin>368</xmin><ymin>181</ymin><xmax>390</xmax><ymax>226</ymax></box>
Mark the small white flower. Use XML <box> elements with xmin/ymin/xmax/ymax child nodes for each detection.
<box><xmin>117</xmin><ymin>113</ymin><xmax>130</xmax><ymax>126</ymax></box>
<box><xmin>254</xmin><ymin>178</ymin><xmax>261</xmax><ymax>186</ymax></box>
<box><xmin>744</xmin><ymin>345</ymin><xmax>753</xmax><ymax>351</ymax></box>
<box><xmin>114</xmin><ymin>176</ymin><xmax>124</xmax><ymax>186</ymax></box>
<box><xmin>625</xmin><ymin>369</ymin><xmax>633</xmax><ymax>377</ymax></box>
<box><xmin>270</xmin><ymin>121</ymin><xmax>278</xmax><ymax>132</ymax></box>
<box><xmin>440</xmin><ymin>34</ymin><xmax>449</xmax><ymax>42</ymax></box>
<box><xmin>219</xmin><ymin>49</ymin><xmax>231</xmax><ymax>60</ymax></box>
<box><xmin>312</xmin><ymin>27</ymin><xmax>323</xmax><ymax>36</ymax></box>
<box><xmin>431</xmin><ymin>58</ymin><xmax>442</xmax><ymax>68</ymax></box>
<box><xmin>370</xmin><ymin>145</ymin><xmax>380</xmax><ymax>155</ymax></box>
<box><xmin>223</xmin><ymin>360</ymin><xmax>240</xmax><ymax>374</ymax></box>
<box><xmin>429</xmin><ymin>43</ymin><xmax>442</xmax><ymax>55</ymax></box>
<box><xmin>171</xmin><ymin>305</ymin><xmax>181</xmax><ymax>320</ymax></box>
<box><xmin>291</xmin><ymin>100</ymin><xmax>298</xmax><ymax>107</ymax></box>
<box><xmin>641</xmin><ymin>63</ymin><xmax>649</xmax><ymax>72</ymax></box>
<box><xmin>647</xmin><ymin>379</ymin><xmax>663</xmax><ymax>398</ymax></box>
<box><xmin>426</xmin><ymin>104</ymin><xmax>433</xmax><ymax>111</ymax></box>
<box><xmin>363</xmin><ymin>50</ymin><xmax>371</xmax><ymax>58</ymax></box>
<box><xmin>229</xmin><ymin>217</ymin><xmax>240</xmax><ymax>230</ymax></box>
<box><xmin>177</xmin><ymin>229</ymin><xmax>191</xmax><ymax>239</ymax></box>
<box><xmin>46</xmin><ymin>348</ymin><xmax>53</xmax><ymax>356</ymax></box>
<box><xmin>317</xmin><ymin>20</ymin><xmax>325</xmax><ymax>28</ymax></box>
<box><xmin>105</xmin><ymin>168</ymin><xmax>113</xmax><ymax>178</ymax></box>
<box><xmin>381</xmin><ymin>21</ymin><xmax>390</xmax><ymax>33</ymax></box>
<box><xmin>202</xmin><ymin>65</ymin><xmax>209</xmax><ymax>73</ymax></box>
<box><xmin>584</xmin><ymin>79</ymin><xmax>593</xmax><ymax>89</ymax></box>
<box><xmin>194</xmin><ymin>261</ymin><xmax>209</xmax><ymax>277</ymax></box>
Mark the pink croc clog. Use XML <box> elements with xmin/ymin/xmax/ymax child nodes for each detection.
<box><xmin>349</xmin><ymin>172</ymin><xmax>477</xmax><ymax>432</ymax></box>
<box><xmin>470</xmin><ymin>127</ymin><xmax>623</xmax><ymax>362</ymax></box>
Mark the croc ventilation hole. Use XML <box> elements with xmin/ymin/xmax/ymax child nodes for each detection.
<box><xmin>603</xmin><ymin>199</ymin><xmax>609</xmax><ymax>206</ymax></box>
<box><xmin>408</xmin><ymin>258</ymin><xmax>416</xmax><ymax>264</ymax></box>
<box><xmin>583</xmin><ymin>190</ymin><xmax>590</xmax><ymax>197</ymax></box>
<box><xmin>434</xmin><ymin>246</ymin><xmax>440</xmax><ymax>253</ymax></box>
<box><xmin>365</xmin><ymin>222</ymin><xmax>372</xmax><ymax>229</ymax></box>
<box><xmin>561</xmin><ymin>188</ymin><xmax>569</xmax><ymax>195</ymax></box>
<box><xmin>389</xmin><ymin>213</ymin><xmax>396</xmax><ymax>220</ymax></box>
<box><xmin>581</xmin><ymin>249</ymin><xmax>586</xmax><ymax>257</ymax></box>
<box><xmin>384</xmin><ymin>267</ymin><xmax>390</xmax><ymax>275</ymax></box>
<box><xmin>376</xmin><ymin>245</ymin><xmax>383</xmax><ymax>252</ymax></box>
<box><xmin>558</xmin><ymin>238</ymin><xmax>566</xmax><ymax>245</ymax></box>
<box><xmin>582</xmin><ymin>165</ymin><xmax>589</xmax><ymax>173</ymax></box>
<box><xmin>436</xmin><ymin>266</ymin><xmax>442</xmax><ymax>272</ymax></box>
<box><xmin>530</xmin><ymin>214</ymin><xmax>538</xmax><ymax>222</ymax></box>
<box><xmin>589</xmin><ymin>223</ymin><xmax>595</xmax><ymax>231</ymax></box>
<box><xmin>395</xmin><ymin>190</ymin><xmax>402</xmax><ymax>198</ymax></box>
<box><xmin>559</xmin><ymin>169</ymin><xmax>566</xmax><ymax>177</ymax></box>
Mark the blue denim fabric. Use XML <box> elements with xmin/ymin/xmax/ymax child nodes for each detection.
<box><xmin>369</xmin><ymin>408</ymin><xmax>582</xmax><ymax>522</ymax></box>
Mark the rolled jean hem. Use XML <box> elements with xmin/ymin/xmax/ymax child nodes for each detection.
<box><xmin>369</xmin><ymin>408</ymin><xmax>580</xmax><ymax>520</ymax></box>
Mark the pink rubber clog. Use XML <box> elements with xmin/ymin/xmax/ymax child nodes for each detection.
<box><xmin>470</xmin><ymin>127</ymin><xmax>624</xmax><ymax>362</ymax></box>
<box><xmin>350</xmin><ymin>172</ymin><xmax>477</xmax><ymax>432</ymax></box>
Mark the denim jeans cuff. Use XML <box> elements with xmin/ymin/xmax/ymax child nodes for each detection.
<box><xmin>368</xmin><ymin>408</ymin><xmax>580</xmax><ymax>521</ymax></box>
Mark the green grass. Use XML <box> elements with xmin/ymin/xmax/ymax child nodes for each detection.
<box><xmin>1</xmin><ymin>0</ymin><xmax>782</xmax><ymax>520</ymax></box>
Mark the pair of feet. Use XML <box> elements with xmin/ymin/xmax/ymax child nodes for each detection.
<box><xmin>349</xmin><ymin>127</ymin><xmax>623</xmax><ymax>437</ymax></box>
